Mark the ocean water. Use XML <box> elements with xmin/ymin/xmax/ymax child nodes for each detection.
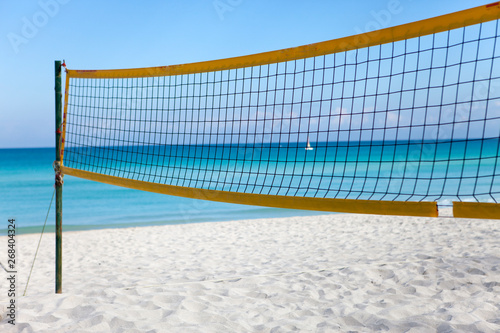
<box><xmin>0</xmin><ymin>148</ymin><xmax>332</xmax><ymax>235</ymax></box>
<box><xmin>63</xmin><ymin>139</ymin><xmax>500</xmax><ymax>204</ymax></box>
<box><xmin>2</xmin><ymin>140</ymin><xmax>499</xmax><ymax>235</ymax></box>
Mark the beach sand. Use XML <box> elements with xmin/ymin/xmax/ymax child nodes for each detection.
<box><xmin>1</xmin><ymin>213</ymin><xmax>500</xmax><ymax>332</ymax></box>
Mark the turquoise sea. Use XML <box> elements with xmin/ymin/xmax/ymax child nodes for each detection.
<box><xmin>2</xmin><ymin>140</ymin><xmax>499</xmax><ymax>235</ymax></box>
<box><xmin>63</xmin><ymin>139</ymin><xmax>500</xmax><ymax>203</ymax></box>
<box><xmin>0</xmin><ymin>148</ymin><xmax>331</xmax><ymax>235</ymax></box>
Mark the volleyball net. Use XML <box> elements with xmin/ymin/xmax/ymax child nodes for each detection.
<box><xmin>59</xmin><ymin>3</ymin><xmax>500</xmax><ymax>218</ymax></box>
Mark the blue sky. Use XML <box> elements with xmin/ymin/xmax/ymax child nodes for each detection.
<box><xmin>0</xmin><ymin>0</ymin><xmax>487</xmax><ymax>148</ymax></box>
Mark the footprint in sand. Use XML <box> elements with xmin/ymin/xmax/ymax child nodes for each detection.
<box><xmin>377</xmin><ymin>268</ymin><xmax>395</xmax><ymax>280</ymax></box>
<box><xmin>466</xmin><ymin>268</ymin><xmax>486</xmax><ymax>276</ymax></box>
<box><xmin>181</xmin><ymin>300</ymin><xmax>208</xmax><ymax>312</ymax></box>
<box><xmin>152</xmin><ymin>294</ymin><xmax>184</xmax><ymax>304</ymax></box>
<box><xmin>69</xmin><ymin>305</ymin><xmax>96</xmax><ymax>320</ymax></box>
<box><xmin>202</xmin><ymin>294</ymin><xmax>224</xmax><ymax>302</ymax></box>
<box><xmin>400</xmin><ymin>285</ymin><xmax>417</xmax><ymax>295</ymax></box>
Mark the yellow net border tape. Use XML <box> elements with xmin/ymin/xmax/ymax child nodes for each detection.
<box><xmin>453</xmin><ymin>202</ymin><xmax>500</xmax><ymax>219</ymax></box>
<box><xmin>65</xmin><ymin>3</ymin><xmax>500</xmax><ymax>79</ymax></box>
<box><xmin>60</xmin><ymin>74</ymin><xmax>70</xmax><ymax>163</ymax></box>
<box><xmin>60</xmin><ymin>166</ymin><xmax>438</xmax><ymax>217</ymax></box>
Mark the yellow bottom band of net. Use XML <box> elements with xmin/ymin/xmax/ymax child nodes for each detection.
<box><xmin>61</xmin><ymin>166</ymin><xmax>438</xmax><ymax>218</ymax></box>
<box><xmin>453</xmin><ymin>202</ymin><xmax>500</xmax><ymax>219</ymax></box>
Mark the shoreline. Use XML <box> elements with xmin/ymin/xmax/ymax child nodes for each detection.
<box><xmin>0</xmin><ymin>209</ymin><xmax>337</xmax><ymax>236</ymax></box>
<box><xmin>1</xmin><ymin>213</ymin><xmax>499</xmax><ymax>332</ymax></box>
<box><xmin>1</xmin><ymin>206</ymin><xmax>458</xmax><ymax>237</ymax></box>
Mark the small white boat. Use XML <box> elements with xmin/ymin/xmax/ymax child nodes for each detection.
<box><xmin>305</xmin><ymin>136</ymin><xmax>314</xmax><ymax>150</ymax></box>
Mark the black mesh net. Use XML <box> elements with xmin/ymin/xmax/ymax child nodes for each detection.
<box><xmin>63</xmin><ymin>20</ymin><xmax>500</xmax><ymax>207</ymax></box>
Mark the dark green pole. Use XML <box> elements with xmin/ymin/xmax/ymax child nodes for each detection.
<box><xmin>55</xmin><ymin>60</ymin><xmax>63</xmax><ymax>294</ymax></box>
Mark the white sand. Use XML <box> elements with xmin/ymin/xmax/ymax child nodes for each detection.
<box><xmin>1</xmin><ymin>213</ymin><xmax>500</xmax><ymax>332</ymax></box>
